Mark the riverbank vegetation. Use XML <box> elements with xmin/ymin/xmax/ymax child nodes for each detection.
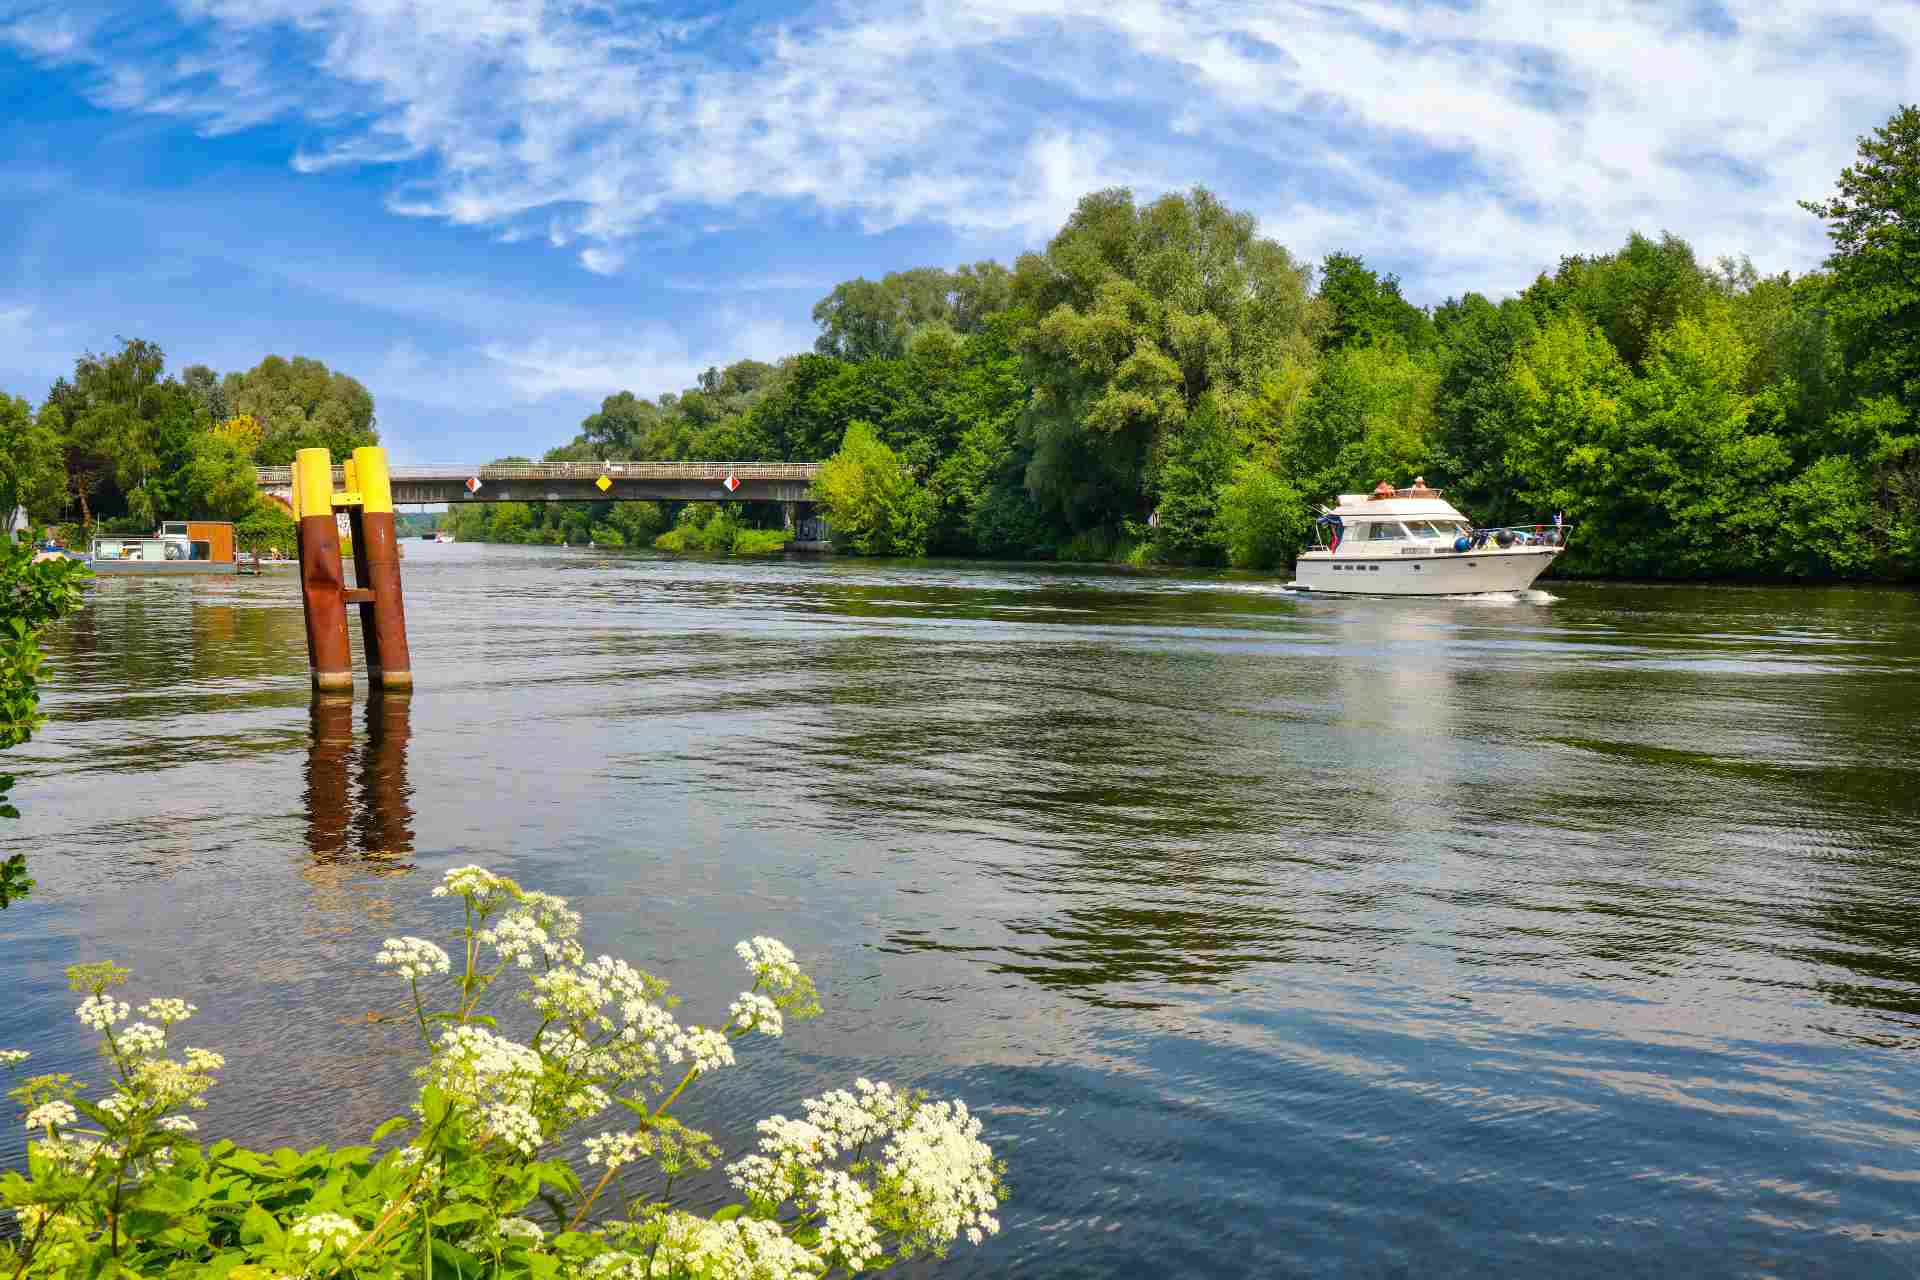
<box><xmin>0</xmin><ymin>536</ymin><xmax>88</xmax><ymax>907</ymax></box>
<box><xmin>3</xmin><ymin>866</ymin><xmax>1004</xmax><ymax>1277</ymax></box>
<box><xmin>2</xmin><ymin>344</ymin><xmax>378</xmax><ymax>543</ymax></box>
<box><xmin>459</xmin><ymin>104</ymin><xmax>1918</xmax><ymax>581</ymax></box>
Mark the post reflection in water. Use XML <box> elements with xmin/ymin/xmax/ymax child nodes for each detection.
<box><xmin>304</xmin><ymin>693</ymin><xmax>415</xmax><ymax>866</ymax></box>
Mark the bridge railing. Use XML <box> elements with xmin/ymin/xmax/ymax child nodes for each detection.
<box><xmin>255</xmin><ymin>461</ymin><xmax>822</xmax><ymax>486</ymax></box>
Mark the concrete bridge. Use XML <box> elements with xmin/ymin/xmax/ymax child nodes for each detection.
<box><xmin>254</xmin><ymin>461</ymin><xmax>820</xmax><ymax>506</ymax></box>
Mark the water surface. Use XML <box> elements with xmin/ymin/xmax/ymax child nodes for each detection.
<box><xmin>4</xmin><ymin>546</ymin><xmax>1920</xmax><ymax>1277</ymax></box>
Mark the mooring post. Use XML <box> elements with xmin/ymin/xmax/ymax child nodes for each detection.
<box><xmin>295</xmin><ymin>447</ymin><xmax>352</xmax><ymax>692</ymax></box>
<box><xmin>351</xmin><ymin>446</ymin><xmax>412</xmax><ymax>689</ymax></box>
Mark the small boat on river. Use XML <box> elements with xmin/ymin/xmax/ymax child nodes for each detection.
<box><xmin>88</xmin><ymin>521</ymin><xmax>238</xmax><ymax>575</ymax></box>
<box><xmin>1291</xmin><ymin>480</ymin><xmax>1564</xmax><ymax>596</ymax></box>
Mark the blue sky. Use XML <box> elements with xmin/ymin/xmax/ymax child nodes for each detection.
<box><xmin>0</xmin><ymin>0</ymin><xmax>1913</xmax><ymax>464</ymax></box>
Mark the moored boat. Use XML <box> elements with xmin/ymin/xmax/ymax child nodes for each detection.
<box><xmin>89</xmin><ymin>520</ymin><xmax>239</xmax><ymax>575</ymax></box>
<box><xmin>1291</xmin><ymin>480</ymin><xmax>1564</xmax><ymax>596</ymax></box>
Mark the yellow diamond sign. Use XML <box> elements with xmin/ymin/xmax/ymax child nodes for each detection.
<box><xmin>595</xmin><ymin>474</ymin><xmax>613</xmax><ymax>492</ymax></box>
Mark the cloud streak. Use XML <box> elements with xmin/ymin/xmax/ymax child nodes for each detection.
<box><xmin>1</xmin><ymin>0</ymin><xmax>1911</xmax><ymax>298</ymax></box>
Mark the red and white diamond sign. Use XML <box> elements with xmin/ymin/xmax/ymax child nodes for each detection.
<box><xmin>722</xmin><ymin>471</ymin><xmax>740</xmax><ymax>493</ymax></box>
<box><xmin>465</xmin><ymin>476</ymin><xmax>483</xmax><ymax>494</ymax></box>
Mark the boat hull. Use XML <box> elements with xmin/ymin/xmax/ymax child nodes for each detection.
<box><xmin>89</xmin><ymin>561</ymin><xmax>237</xmax><ymax>576</ymax></box>
<box><xmin>1293</xmin><ymin>548</ymin><xmax>1559</xmax><ymax>595</ymax></box>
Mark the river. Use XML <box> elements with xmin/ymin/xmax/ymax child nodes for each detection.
<box><xmin>4</xmin><ymin>545</ymin><xmax>1920</xmax><ymax>1276</ymax></box>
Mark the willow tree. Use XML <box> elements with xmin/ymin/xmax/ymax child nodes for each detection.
<box><xmin>1009</xmin><ymin>186</ymin><xmax>1318</xmax><ymax>534</ymax></box>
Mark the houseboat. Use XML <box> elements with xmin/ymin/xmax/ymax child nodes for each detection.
<box><xmin>1291</xmin><ymin>480</ymin><xmax>1564</xmax><ymax>596</ymax></box>
<box><xmin>88</xmin><ymin>521</ymin><xmax>238</xmax><ymax>575</ymax></box>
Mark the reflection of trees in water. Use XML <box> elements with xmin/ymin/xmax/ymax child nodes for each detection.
<box><xmin>786</xmin><ymin>633</ymin><xmax>1434</xmax><ymax>1007</ymax></box>
<box><xmin>305</xmin><ymin>693</ymin><xmax>415</xmax><ymax>866</ymax></box>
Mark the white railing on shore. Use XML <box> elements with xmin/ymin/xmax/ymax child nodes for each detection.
<box><xmin>255</xmin><ymin>461</ymin><xmax>822</xmax><ymax>486</ymax></box>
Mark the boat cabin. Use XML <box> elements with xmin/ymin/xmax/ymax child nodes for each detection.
<box><xmin>1317</xmin><ymin>480</ymin><xmax>1473</xmax><ymax>552</ymax></box>
<box><xmin>89</xmin><ymin>521</ymin><xmax>238</xmax><ymax>573</ymax></box>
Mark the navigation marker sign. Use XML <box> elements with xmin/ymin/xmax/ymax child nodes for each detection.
<box><xmin>595</xmin><ymin>474</ymin><xmax>613</xmax><ymax>492</ymax></box>
<box><xmin>723</xmin><ymin>471</ymin><xmax>740</xmax><ymax>493</ymax></box>
<box><xmin>465</xmin><ymin>476</ymin><xmax>483</xmax><ymax>495</ymax></box>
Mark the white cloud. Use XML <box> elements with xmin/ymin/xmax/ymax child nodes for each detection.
<box><xmin>3</xmin><ymin>0</ymin><xmax>1913</xmax><ymax>296</ymax></box>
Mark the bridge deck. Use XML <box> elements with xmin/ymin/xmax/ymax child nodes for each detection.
<box><xmin>255</xmin><ymin>461</ymin><xmax>820</xmax><ymax>486</ymax></box>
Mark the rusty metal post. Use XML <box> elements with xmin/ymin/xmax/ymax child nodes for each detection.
<box><xmin>358</xmin><ymin>690</ymin><xmax>414</xmax><ymax>860</ymax></box>
<box><xmin>353</xmin><ymin>446</ymin><xmax>412</xmax><ymax>689</ymax></box>
<box><xmin>305</xmin><ymin>694</ymin><xmax>354</xmax><ymax>858</ymax></box>
<box><xmin>295</xmin><ymin>448</ymin><xmax>352</xmax><ymax>693</ymax></box>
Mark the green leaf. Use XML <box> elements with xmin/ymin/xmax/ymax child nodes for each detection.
<box><xmin>429</xmin><ymin>1202</ymin><xmax>487</xmax><ymax>1226</ymax></box>
<box><xmin>240</xmin><ymin>1202</ymin><xmax>286</xmax><ymax>1252</ymax></box>
<box><xmin>371</xmin><ymin>1116</ymin><xmax>411</xmax><ymax>1144</ymax></box>
<box><xmin>712</xmin><ymin>1204</ymin><xmax>745</xmax><ymax>1222</ymax></box>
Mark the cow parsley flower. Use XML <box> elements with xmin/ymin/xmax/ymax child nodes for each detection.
<box><xmin>376</xmin><ymin>936</ymin><xmax>452</xmax><ymax>980</ymax></box>
<box><xmin>24</xmin><ymin>1101</ymin><xmax>77</xmax><ymax>1131</ymax></box>
<box><xmin>494</xmin><ymin>1217</ymin><xmax>544</xmax><ymax>1243</ymax></box>
<box><xmin>584</xmin><ymin>1129</ymin><xmax>647</xmax><ymax>1171</ymax></box>
<box><xmin>138</xmin><ymin>998</ymin><xmax>195</xmax><ymax>1025</ymax></box>
<box><xmin>879</xmin><ymin>1097</ymin><xmax>1000</xmax><ymax>1249</ymax></box>
<box><xmin>291</xmin><ymin>1211</ymin><xmax>363</xmax><ymax>1255</ymax></box>
<box><xmin>76</xmin><ymin>995</ymin><xmax>130</xmax><ymax>1030</ymax></box>
<box><xmin>736</xmin><ymin>936</ymin><xmax>802</xmax><ymax>987</ymax></box>
<box><xmin>481</xmin><ymin>1101</ymin><xmax>542</xmax><ymax>1155</ymax></box>
<box><xmin>580</xmin><ymin>1251</ymin><xmax>646</xmax><ymax>1280</ymax></box>
<box><xmin>815</xmin><ymin>1169</ymin><xmax>881</xmax><ymax>1269</ymax></box>
<box><xmin>677</xmin><ymin>1026</ymin><xmax>735</xmax><ymax>1074</ymax></box>
<box><xmin>0</xmin><ymin>1049</ymin><xmax>29</xmax><ymax>1067</ymax></box>
<box><xmin>116</xmin><ymin>1022</ymin><xmax>167</xmax><ymax>1056</ymax></box>
<box><xmin>729</xmin><ymin>992</ymin><xmax>783</xmax><ymax>1037</ymax></box>
<box><xmin>426</xmin><ymin>1026</ymin><xmax>542</xmax><ymax>1111</ymax></box>
<box><xmin>432</xmin><ymin>865</ymin><xmax>516</xmax><ymax>911</ymax></box>
<box><xmin>477</xmin><ymin>912</ymin><xmax>547</xmax><ymax>968</ymax></box>
<box><xmin>156</xmin><ymin>1115</ymin><xmax>198</xmax><ymax>1133</ymax></box>
<box><xmin>184</xmin><ymin>1048</ymin><xmax>225</xmax><ymax>1072</ymax></box>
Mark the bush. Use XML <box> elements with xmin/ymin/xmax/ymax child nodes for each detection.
<box><xmin>815</xmin><ymin>422</ymin><xmax>934</xmax><ymax>556</ymax></box>
<box><xmin>1</xmin><ymin>533</ymin><xmax>89</xmax><ymax>907</ymax></box>
<box><xmin>233</xmin><ymin>499</ymin><xmax>297</xmax><ymax>555</ymax></box>
<box><xmin>1216</xmin><ymin>465</ymin><xmax>1309</xmax><ymax>570</ymax></box>
<box><xmin>730</xmin><ymin>528</ymin><xmax>791</xmax><ymax>555</ymax></box>
<box><xmin>1</xmin><ymin>867</ymin><xmax>1007</xmax><ymax>1277</ymax></box>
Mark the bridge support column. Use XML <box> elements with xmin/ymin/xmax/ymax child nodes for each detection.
<box><xmin>295</xmin><ymin>448</ymin><xmax>352</xmax><ymax>692</ymax></box>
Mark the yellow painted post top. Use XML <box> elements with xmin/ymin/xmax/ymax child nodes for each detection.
<box><xmin>343</xmin><ymin>457</ymin><xmax>359</xmax><ymax>493</ymax></box>
<box><xmin>294</xmin><ymin>448</ymin><xmax>335</xmax><ymax>516</ymax></box>
<box><xmin>353</xmin><ymin>446</ymin><xmax>394</xmax><ymax>514</ymax></box>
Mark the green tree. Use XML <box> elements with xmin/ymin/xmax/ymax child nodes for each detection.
<box><xmin>0</xmin><ymin>396</ymin><xmax>67</xmax><ymax>522</ymax></box>
<box><xmin>1282</xmin><ymin>344</ymin><xmax>1438</xmax><ymax>503</ymax></box>
<box><xmin>1316</xmin><ymin>252</ymin><xmax>1435</xmax><ymax>353</ymax></box>
<box><xmin>177</xmin><ymin>434</ymin><xmax>259</xmax><ymax>521</ymax></box>
<box><xmin>1522</xmin><ymin>232</ymin><xmax>1709</xmax><ymax>372</ymax></box>
<box><xmin>815</xmin><ymin>421</ymin><xmax>935</xmax><ymax>556</ymax></box>
<box><xmin>1216</xmin><ymin>464</ymin><xmax>1309</xmax><ymax>569</ymax></box>
<box><xmin>222</xmin><ymin>355</ymin><xmax>378</xmax><ymax>465</ymax></box>
<box><xmin>1</xmin><ymin>533</ymin><xmax>89</xmax><ymax>906</ymax></box>
<box><xmin>1429</xmin><ymin>293</ymin><xmax>1537</xmax><ymax>522</ymax></box>
<box><xmin>1012</xmin><ymin>186</ymin><xmax>1317</xmax><ymax>534</ymax></box>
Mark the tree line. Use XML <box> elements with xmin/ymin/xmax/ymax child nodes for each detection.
<box><xmin>0</xmin><ymin>346</ymin><xmax>379</xmax><ymax>551</ymax></box>
<box><xmin>456</xmin><ymin>104</ymin><xmax>1919</xmax><ymax>581</ymax></box>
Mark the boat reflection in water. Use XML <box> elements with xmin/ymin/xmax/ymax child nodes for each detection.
<box><xmin>305</xmin><ymin>693</ymin><xmax>415</xmax><ymax>866</ymax></box>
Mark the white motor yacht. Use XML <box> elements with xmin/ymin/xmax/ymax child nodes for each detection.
<box><xmin>1292</xmin><ymin>479</ymin><xmax>1564</xmax><ymax>596</ymax></box>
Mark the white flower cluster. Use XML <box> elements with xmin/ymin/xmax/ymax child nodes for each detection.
<box><xmin>725</xmin><ymin>1079</ymin><xmax>1000</xmax><ymax>1262</ymax></box>
<box><xmin>156</xmin><ymin>1115</ymin><xmax>197</xmax><ymax>1134</ymax></box>
<box><xmin>116</xmin><ymin>1022</ymin><xmax>167</xmax><ymax>1056</ymax></box>
<box><xmin>76</xmin><ymin>995</ymin><xmax>130</xmax><ymax>1030</ymax></box>
<box><xmin>814</xmin><ymin>1169</ymin><xmax>881</xmax><ymax>1269</ymax></box>
<box><xmin>494</xmin><ymin>1216</ymin><xmax>545</xmax><ymax>1243</ymax></box>
<box><xmin>432</xmin><ymin>864</ymin><xmax>517</xmax><ymax>911</ymax></box>
<box><xmin>24</xmin><ymin>1101</ymin><xmax>77</xmax><ymax>1132</ymax></box>
<box><xmin>290</xmin><ymin>1211</ymin><xmax>363</xmax><ymax>1255</ymax></box>
<box><xmin>482</xmin><ymin>1101</ymin><xmax>543</xmax><ymax>1156</ymax></box>
<box><xmin>477</xmin><ymin>912</ymin><xmax>548</xmax><ymax>969</ymax></box>
<box><xmin>131</xmin><ymin>1048</ymin><xmax>223</xmax><ymax>1110</ymax></box>
<box><xmin>728</xmin><ymin>992</ymin><xmax>783</xmax><ymax>1038</ymax></box>
<box><xmin>0</xmin><ymin>1049</ymin><xmax>28</xmax><ymax>1067</ymax></box>
<box><xmin>137</xmin><ymin>998</ymin><xmax>195</xmax><ymax>1025</ymax></box>
<box><xmin>882</xmin><ymin>1097</ymin><xmax>1001</xmax><ymax>1247</ymax></box>
<box><xmin>584</xmin><ymin>1129</ymin><xmax>647</xmax><ymax>1172</ymax></box>
<box><xmin>376</xmin><ymin>936</ymin><xmax>452</xmax><ymax>980</ymax></box>
<box><xmin>736</xmin><ymin>937</ymin><xmax>803</xmax><ymax>989</ymax></box>
<box><xmin>648</xmin><ymin>1212</ymin><xmax>821</xmax><ymax>1280</ymax></box>
<box><xmin>524</xmin><ymin>953</ymin><xmax>698</xmax><ymax>1093</ymax></box>
<box><xmin>680</xmin><ymin>1026</ymin><xmax>735</xmax><ymax>1074</ymax></box>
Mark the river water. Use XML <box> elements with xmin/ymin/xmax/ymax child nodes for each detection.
<box><xmin>4</xmin><ymin>545</ymin><xmax>1920</xmax><ymax>1277</ymax></box>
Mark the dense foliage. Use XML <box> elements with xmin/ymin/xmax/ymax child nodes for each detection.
<box><xmin>5</xmin><ymin>342</ymin><xmax>377</xmax><ymax>540</ymax></box>
<box><xmin>3</xmin><ymin>867</ymin><xmax>1005</xmax><ymax>1278</ymax></box>
<box><xmin>443</xmin><ymin>106</ymin><xmax>1920</xmax><ymax>581</ymax></box>
<box><xmin>0</xmin><ymin>534</ymin><xmax>89</xmax><ymax>907</ymax></box>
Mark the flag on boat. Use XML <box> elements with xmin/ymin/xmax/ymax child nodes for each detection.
<box><xmin>1317</xmin><ymin>512</ymin><xmax>1344</xmax><ymax>551</ymax></box>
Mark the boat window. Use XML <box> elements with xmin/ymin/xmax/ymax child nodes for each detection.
<box><xmin>1366</xmin><ymin>522</ymin><xmax>1408</xmax><ymax>541</ymax></box>
<box><xmin>190</xmin><ymin>541</ymin><xmax>211</xmax><ymax>561</ymax></box>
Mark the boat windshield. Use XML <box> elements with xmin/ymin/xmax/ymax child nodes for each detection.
<box><xmin>1365</xmin><ymin>521</ymin><xmax>1408</xmax><ymax>541</ymax></box>
<box><xmin>1405</xmin><ymin>519</ymin><xmax>1469</xmax><ymax>539</ymax></box>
